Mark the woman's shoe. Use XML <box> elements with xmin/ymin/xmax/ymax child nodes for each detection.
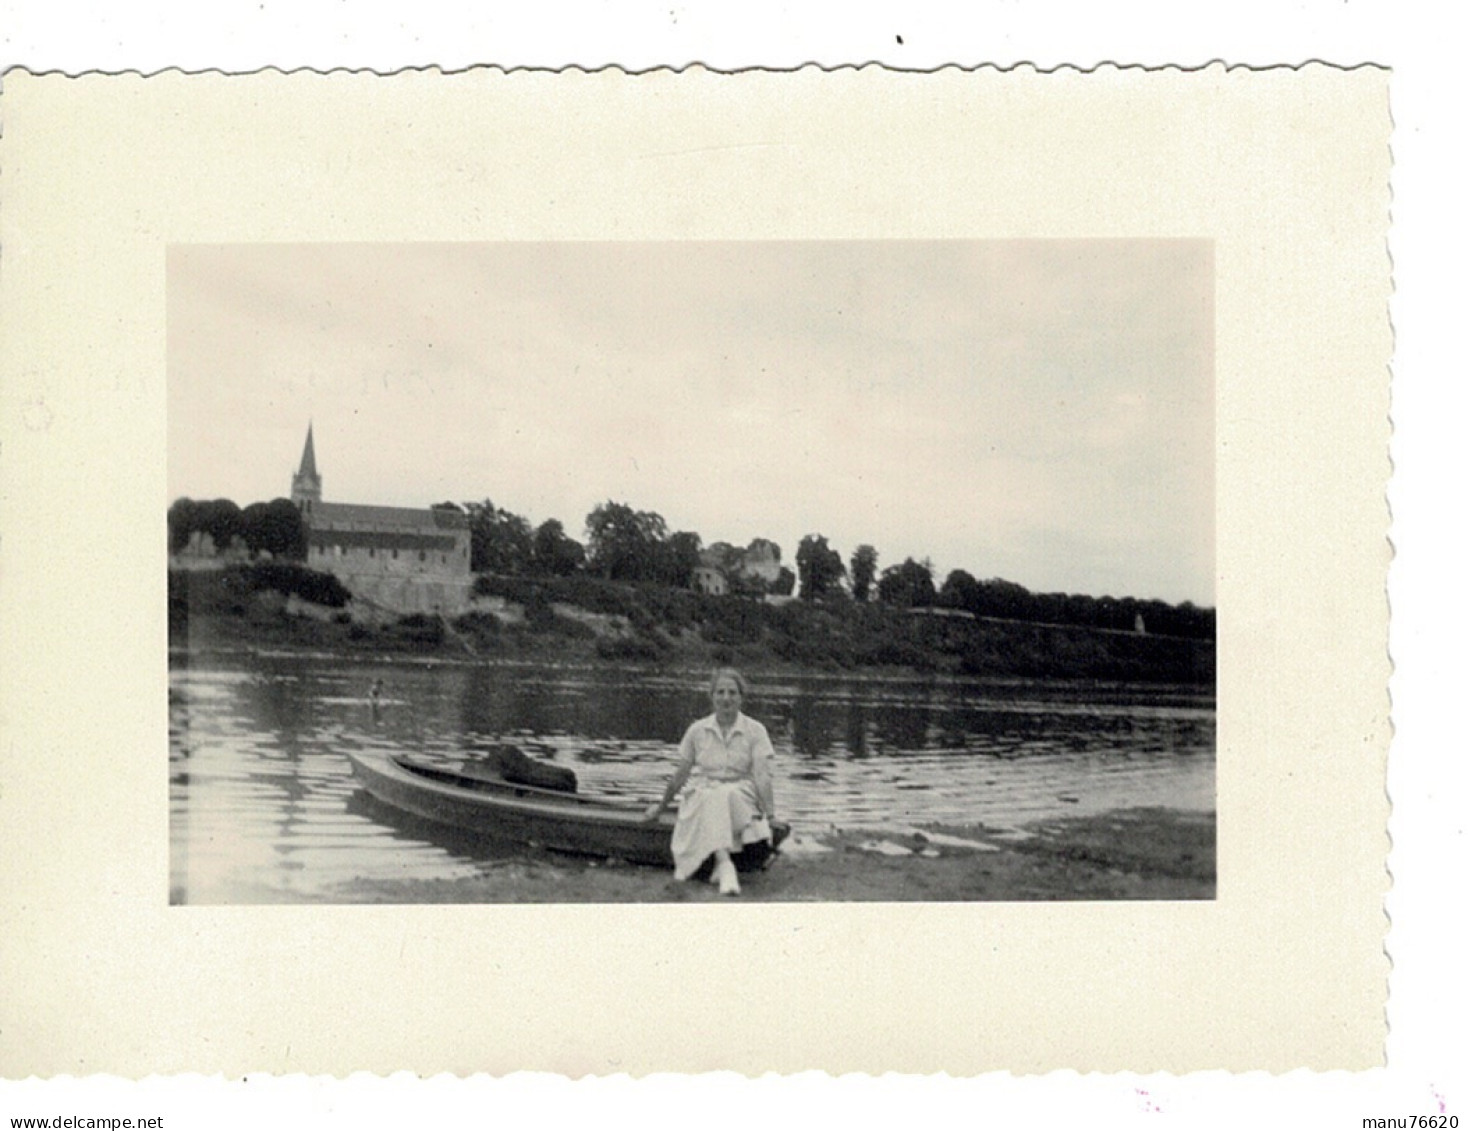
<box><xmin>716</xmin><ymin>859</ymin><xmax>741</xmax><ymax>896</ymax></box>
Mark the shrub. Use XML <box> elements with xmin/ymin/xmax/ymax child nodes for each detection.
<box><xmin>523</xmin><ymin>589</ymin><xmax>557</xmax><ymax>631</ymax></box>
<box><xmin>454</xmin><ymin>611</ymin><xmax>502</xmax><ymax>635</ymax></box>
<box><xmin>549</xmin><ymin>613</ymin><xmax>597</xmax><ymax>639</ymax></box>
<box><xmin>475</xmin><ymin>572</ymin><xmax>639</xmax><ymax>618</ymax></box>
<box><xmin>550</xmin><ymin>575</ymin><xmax>640</xmax><ymax>617</ymax></box>
<box><xmin>389</xmin><ymin>614</ymin><xmax>444</xmax><ymax>649</ymax></box>
<box><xmin>224</xmin><ymin>562</ymin><xmax>352</xmax><ymax>608</ymax></box>
<box><xmin>595</xmin><ymin>633</ymin><xmax>671</xmax><ymax>662</ymax></box>
<box><xmin>699</xmin><ymin>598</ymin><xmax>765</xmax><ymax>645</ymax></box>
<box><xmin>473</xmin><ymin>573</ymin><xmax>536</xmax><ymax>604</ymax></box>
<box><xmin>854</xmin><ymin>637</ymin><xmax>938</xmax><ymax>671</ymax></box>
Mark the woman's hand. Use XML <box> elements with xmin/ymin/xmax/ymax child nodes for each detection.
<box><xmin>641</xmin><ymin>802</ymin><xmax>665</xmax><ymax>823</ymax></box>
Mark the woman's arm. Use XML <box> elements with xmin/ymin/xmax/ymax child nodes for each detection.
<box><xmin>751</xmin><ymin>724</ymin><xmax>776</xmax><ymax>819</ymax></box>
<box><xmin>644</xmin><ymin>760</ymin><xmax>692</xmax><ymax>819</ymax></box>
<box><xmin>643</xmin><ymin>728</ymin><xmax>697</xmax><ymax>820</ymax></box>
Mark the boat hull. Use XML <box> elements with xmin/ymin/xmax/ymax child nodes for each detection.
<box><xmin>347</xmin><ymin>750</ymin><xmax>788</xmax><ymax>870</ymax></box>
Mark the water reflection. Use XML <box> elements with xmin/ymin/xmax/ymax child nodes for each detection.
<box><xmin>170</xmin><ymin>656</ymin><xmax>1215</xmax><ymax>903</ymax></box>
<box><xmin>457</xmin><ymin>665</ymin><xmax>694</xmax><ymax>743</ymax></box>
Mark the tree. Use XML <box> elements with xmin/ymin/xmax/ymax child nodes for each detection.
<box><xmin>584</xmin><ymin>501</ymin><xmax>668</xmax><ymax>581</ymax></box>
<box><xmin>728</xmin><ymin>570</ymin><xmax>771</xmax><ymax>598</ymax></box>
<box><xmin>972</xmin><ymin>577</ymin><xmax>1032</xmax><ymax>619</ymax></box>
<box><xmin>772</xmin><ymin>566</ymin><xmax>797</xmax><ymax>596</ymax></box>
<box><xmin>530</xmin><ymin>518</ymin><xmax>586</xmax><ymax>577</ymax></box>
<box><xmin>850</xmin><ymin>544</ymin><xmax>879</xmax><ymax>602</ymax></box>
<box><xmin>168</xmin><ymin>497</ymin><xmax>199</xmax><ymax>554</ymax></box>
<box><xmin>877</xmin><ymin>558</ymin><xmax>936</xmax><ymax>608</ymax></box>
<box><xmin>170</xmin><ymin>497</ymin><xmax>242</xmax><ymax>556</ymax></box>
<box><xmin>658</xmin><ymin>530</ymin><xmax>703</xmax><ymax>588</ymax></box>
<box><xmin>703</xmin><ymin>541</ymin><xmax>738</xmax><ymax>571</ymax></box>
<box><xmin>464</xmin><ymin>499</ymin><xmax>534</xmax><ymax>574</ymax></box>
<box><xmin>795</xmin><ymin>534</ymin><xmax>846</xmax><ymax>601</ymax></box>
<box><xmin>238</xmin><ymin>498</ymin><xmax>307</xmax><ymax>559</ymax></box>
<box><xmin>198</xmin><ymin>499</ymin><xmax>242</xmax><ymax>551</ymax></box>
<box><xmin>172</xmin><ymin>496</ymin><xmax>300</xmax><ymax>559</ymax></box>
<box><xmin>939</xmin><ymin>568</ymin><xmax>983</xmax><ymax>612</ymax></box>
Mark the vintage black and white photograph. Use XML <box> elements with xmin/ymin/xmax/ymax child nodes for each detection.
<box><xmin>4</xmin><ymin>55</ymin><xmax>1397</xmax><ymax>1084</ymax></box>
<box><xmin>167</xmin><ymin>239</ymin><xmax>1216</xmax><ymax>904</ymax></box>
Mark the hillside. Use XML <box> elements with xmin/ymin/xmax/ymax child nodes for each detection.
<box><xmin>169</xmin><ymin>565</ymin><xmax>1214</xmax><ymax>684</ymax></box>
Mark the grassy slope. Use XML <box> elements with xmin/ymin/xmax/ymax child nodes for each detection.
<box><xmin>170</xmin><ymin>566</ymin><xmax>1214</xmax><ymax>684</ymax></box>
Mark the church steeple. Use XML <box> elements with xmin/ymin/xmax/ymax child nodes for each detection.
<box><xmin>291</xmin><ymin>423</ymin><xmax>323</xmax><ymax>510</ymax></box>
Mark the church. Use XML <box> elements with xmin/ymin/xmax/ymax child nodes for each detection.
<box><xmin>290</xmin><ymin>425</ymin><xmax>473</xmax><ymax>617</ymax></box>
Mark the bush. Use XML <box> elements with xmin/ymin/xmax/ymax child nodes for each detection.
<box><xmin>451</xmin><ymin>611</ymin><xmax>507</xmax><ymax>652</ymax></box>
<box><xmin>699</xmin><ymin>598</ymin><xmax>766</xmax><ymax>645</ymax></box>
<box><xmin>854</xmin><ymin>637</ymin><xmax>938</xmax><ymax>671</ymax></box>
<box><xmin>474</xmin><ymin>572</ymin><xmax>642</xmax><ymax>619</ymax></box>
<box><xmin>454</xmin><ymin>611</ymin><xmax>502</xmax><ymax>636</ymax></box>
<box><xmin>523</xmin><ymin>589</ymin><xmax>557</xmax><ymax>631</ymax></box>
<box><xmin>549</xmin><ymin>613</ymin><xmax>597</xmax><ymax>639</ymax></box>
<box><xmin>595</xmin><ymin>633</ymin><xmax>671</xmax><ymax>662</ymax></box>
<box><xmin>549</xmin><ymin>575</ymin><xmax>641</xmax><ymax>618</ymax></box>
<box><xmin>473</xmin><ymin>573</ymin><xmax>536</xmax><ymax>604</ymax></box>
<box><xmin>627</xmin><ymin>583</ymin><xmax>700</xmax><ymax>631</ymax></box>
<box><xmin>388</xmin><ymin>614</ymin><xmax>444</xmax><ymax>649</ymax></box>
<box><xmin>226</xmin><ymin>562</ymin><xmax>352</xmax><ymax>608</ymax></box>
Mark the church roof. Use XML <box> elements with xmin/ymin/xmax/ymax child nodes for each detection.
<box><xmin>308</xmin><ymin>501</ymin><xmax>469</xmax><ymax>531</ymax></box>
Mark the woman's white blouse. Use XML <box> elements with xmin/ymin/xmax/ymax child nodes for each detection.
<box><xmin>676</xmin><ymin>712</ymin><xmax>776</xmax><ymax>815</ymax></box>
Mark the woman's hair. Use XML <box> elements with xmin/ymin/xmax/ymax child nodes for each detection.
<box><xmin>708</xmin><ymin>668</ymin><xmax>748</xmax><ymax>697</ymax></box>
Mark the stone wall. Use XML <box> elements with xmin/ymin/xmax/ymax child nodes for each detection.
<box><xmin>337</xmin><ymin>572</ymin><xmax>475</xmax><ymax>617</ymax></box>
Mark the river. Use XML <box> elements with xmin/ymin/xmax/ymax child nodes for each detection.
<box><xmin>169</xmin><ymin>652</ymin><xmax>1215</xmax><ymax>903</ymax></box>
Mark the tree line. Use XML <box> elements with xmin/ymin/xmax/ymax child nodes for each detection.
<box><xmin>791</xmin><ymin>537</ymin><xmax>1212</xmax><ymax>639</ymax></box>
<box><xmin>168</xmin><ymin>493</ymin><xmax>1214</xmax><ymax>641</ymax></box>
<box><xmin>435</xmin><ymin>499</ymin><xmax>798</xmax><ymax>593</ymax></box>
<box><xmin>167</xmin><ymin>497</ymin><xmax>305</xmax><ymax>559</ymax></box>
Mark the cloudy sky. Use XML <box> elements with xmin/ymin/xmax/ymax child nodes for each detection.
<box><xmin>168</xmin><ymin>240</ymin><xmax>1213</xmax><ymax>605</ymax></box>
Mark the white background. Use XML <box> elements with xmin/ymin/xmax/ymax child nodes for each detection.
<box><xmin>1</xmin><ymin>3</ymin><xmax>1459</xmax><ymax>1127</ymax></box>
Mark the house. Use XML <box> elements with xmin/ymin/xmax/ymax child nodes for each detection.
<box><xmin>290</xmin><ymin>425</ymin><xmax>473</xmax><ymax>616</ymax></box>
<box><xmin>691</xmin><ymin>564</ymin><xmax>729</xmax><ymax>596</ymax></box>
<box><xmin>697</xmin><ymin>538</ymin><xmax>784</xmax><ymax>595</ymax></box>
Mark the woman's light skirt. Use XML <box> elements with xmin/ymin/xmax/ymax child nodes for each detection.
<box><xmin>671</xmin><ymin>780</ymin><xmax>768</xmax><ymax>880</ymax></box>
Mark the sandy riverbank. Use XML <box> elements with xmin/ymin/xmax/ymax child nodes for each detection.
<box><xmin>318</xmin><ymin>806</ymin><xmax>1214</xmax><ymax>904</ymax></box>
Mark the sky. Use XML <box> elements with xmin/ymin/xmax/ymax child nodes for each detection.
<box><xmin>168</xmin><ymin>240</ymin><xmax>1214</xmax><ymax>605</ymax></box>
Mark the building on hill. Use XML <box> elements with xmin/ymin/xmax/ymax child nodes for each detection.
<box><xmin>698</xmin><ymin>538</ymin><xmax>783</xmax><ymax>595</ymax></box>
<box><xmin>290</xmin><ymin>426</ymin><xmax>472</xmax><ymax>616</ymax></box>
<box><xmin>739</xmin><ymin>538</ymin><xmax>783</xmax><ymax>586</ymax></box>
<box><xmin>691</xmin><ymin>564</ymin><xmax>728</xmax><ymax>596</ymax></box>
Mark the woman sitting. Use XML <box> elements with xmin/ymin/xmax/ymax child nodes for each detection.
<box><xmin>644</xmin><ymin>668</ymin><xmax>776</xmax><ymax>896</ymax></box>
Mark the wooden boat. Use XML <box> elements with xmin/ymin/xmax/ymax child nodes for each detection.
<box><xmin>347</xmin><ymin>749</ymin><xmax>789</xmax><ymax>870</ymax></box>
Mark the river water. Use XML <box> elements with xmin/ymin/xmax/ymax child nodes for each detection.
<box><xmin>169</xmin><ymin>652</ymin><xmax>1215</xmax><ymax>903</ymax></box>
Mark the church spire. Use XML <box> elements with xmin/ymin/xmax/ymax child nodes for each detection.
<box><xmin>291</xmin><ymin>423</ymin><xmax>323</xmax><ymax>509</ymax></box>
<box><xmin>298</xmin><ymin>423</ymin><xmax>318</xmax><ymax>478</ymax></box>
